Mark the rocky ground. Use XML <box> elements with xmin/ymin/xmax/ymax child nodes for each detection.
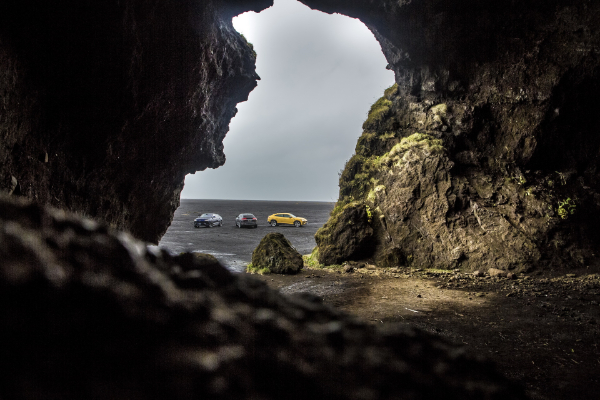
<box><xmin>252</xmin><ymin>266</ymin><xmax>600</xmax><ymax>400</ymax></box>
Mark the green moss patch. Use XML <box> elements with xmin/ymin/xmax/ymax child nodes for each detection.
<box><xmin>245</xmin><ymin>263</ymin><xmax>271</xmax><ymax>275</ymax></box>
<box><xmin>363</xmin><ymin>96</ymin><xmax>393</xmax><ymax>131</ymax></box>
<box><xmin>379</xmin><ymin>133</ymin><xmax>444</xmax><ymax>167</ymax></box>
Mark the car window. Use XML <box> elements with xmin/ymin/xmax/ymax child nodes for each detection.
<box><xmin>243</xmin><ymin>214</ymin><xmax>254</xmax><ymax>218</ymax></box>
<box><xmin>288</xmin><ymin>214</ymin><xmax>295</xmax><ymax>218</ymax></box>
<box><xmin>200</xmin><ymin>213</ymin><xmax>211</xmax><ymax>217</ymax></box>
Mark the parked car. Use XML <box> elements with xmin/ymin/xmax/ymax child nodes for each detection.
<box><xmin>236</xmin><ymin>213</ymin><xmax>258</xmax><ymax>228</ymax></box>
<box><xmin>194</xmin><ymin>213</ymin><xmax>223</xmax><ymax>228</ymax></box>
<box><xmin>267</xmin><ymin>213</ymin><xmax>307</xmax><ymax>227</ymax></box>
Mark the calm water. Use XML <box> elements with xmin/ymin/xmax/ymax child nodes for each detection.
<box><xmin>157</xmin><ymin>199</ymin><xmax>335</xmax><ymax>272</ymax></box>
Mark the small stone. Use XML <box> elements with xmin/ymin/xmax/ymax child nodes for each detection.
<box><xmin>488</xmin><ymin>268</ymin><xmax>506</xmax><ymax>278</ymax></box>
<box><xmin>566</xmin><ymin>273</ymin><xmax>577</xmax><ymax>278</ymax></box>
<box><xmin>417</xmin><ymin>294</ymin><xmax>422</xmax><ymax>298</ymax></box>
<box><xmin>506</xmin><ymin>273</ymin><xmax>517</xmax><ymax>280</ymax></box>
<box><xmin>343</xmin><ymin>264</ymin><xmax>355</xmax><ymax>273</ymax></box>
<box><xmin>473</xmin><ymin>270</ymin><xmax>484</xmax><ymax>277</ymax></box>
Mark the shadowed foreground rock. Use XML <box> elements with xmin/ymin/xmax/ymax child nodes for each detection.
<box><xmin>0</xmin><ymin>195</ymin><xmax>526</xmax><ymax>399</ymax></box>
<box><xmin>251</xmin><ymin>232</ymin><xmax>303</xmax><ymax>274</ymax></box>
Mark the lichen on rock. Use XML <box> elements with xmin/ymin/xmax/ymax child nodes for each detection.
<box><xmin>250</xmin><ymin>232</ymin><xmax>303</xmax><ymax>274</ymax></box>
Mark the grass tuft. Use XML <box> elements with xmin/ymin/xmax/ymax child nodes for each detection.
<box><xmin>245</xmin><ymin>263</ymin><xmax>271</xmax><ymax>275</ymax></box>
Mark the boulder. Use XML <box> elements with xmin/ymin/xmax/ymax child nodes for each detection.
<box><xmin>315</xmin><ymin>202</ymin><xmax>374</xmax><ymax>265</ymax></box>
<box><xmin>251</xmin><ymin>232</ymin><xmax>303</xmax><ymax>274</ymax></box>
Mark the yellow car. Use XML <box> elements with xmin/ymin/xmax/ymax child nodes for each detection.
<box><xmin>268</xmin><ymin>213</ymin><xmax>307</xmax><ymax>227</ymax></box>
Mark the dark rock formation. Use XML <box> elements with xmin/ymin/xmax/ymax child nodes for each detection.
<box><xmin>0</xmin><ymin>0</ymin><xmax>270</xmax><ymax>243</ymax></box>
<box><xmin>307</xmin><ymin>0</ymin><xmax>600</xmax><ymax>272</ymax></box>
<box><xmin>250</xmin><ymin>232</ymin><xmax>303</xmax><ymax>274</ymax></box>
<box><xmin>315</xmin><ymin>201</ymin><xmax>374</xmax><ymax>265</ymax></box>
<box><xmin>3</xmin><ymin>0</ymin><xmax>599</xmax><ymax>273</ymax></box>
<box><xmin>0</xmin><ymin>194</ymin><xmax>527</xmax><ymax>399</ymax></box>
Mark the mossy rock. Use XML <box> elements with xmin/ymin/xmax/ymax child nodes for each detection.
<box><xmin>315</xmin><ymin>202</ymin><xmax>374</xmax><ymax>265</ymax></box>
<box><xmin>251</xmin><ymin>233</ymin><xmax>303</xmax><ymax>274</ymax></box>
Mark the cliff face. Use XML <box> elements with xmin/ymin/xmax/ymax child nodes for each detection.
<box><xmin>309</xmin><ymin>0</ymin><xmax>600</xmax><ymax>272</ymax></box>
<box><xmin>0</xmin><ymin>0</ymin><xmax>270</xmax><ymax>243</ymax></box>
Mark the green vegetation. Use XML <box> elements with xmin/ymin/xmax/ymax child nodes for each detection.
<box><xmin>363</xmin><ymin>96</ymin><xmax>392</xmax><ymax>130</ymax></box>
<box><xmin>557</xmin><ymin>198</ymin><xmax>576</xmax><ymax>219</ymax></box>
<box><xmin>302</xmin><ymin>247</ymin><xmax>343</xmax><ymax>270</ymax></box>
<box><xmin>245</xmin><ymin>263</ymin><xmax>271</xmax><ymax>275</ymax></box>
<box><xmin>384</xmin><ymin>83</ymin><xmax>399</xmax><ymax>98</ymax></box>
<box><xmin>362</xmin><ymin>83</ymin><xmax>399</xmax><ymax>132</ymax></box>
<box><xmin>339</xmin><ymin>133</ymin><xmax>444</xmax><ymax>212</ymax></box>
<box><xmin>379</xmin><ymin>133</ymin><xmax>444</xmax><ymax>167</ymax></box>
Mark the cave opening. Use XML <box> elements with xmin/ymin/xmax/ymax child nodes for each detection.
<box><xmin>180</xmin><ymin>0</ymin><xmax>395</xmax><ymax>202</ymax></box>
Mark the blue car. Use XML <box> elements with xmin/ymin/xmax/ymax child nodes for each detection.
<box><xmin>194</xmin><ymin>213</ymin><xmax>223</xmax><ymax>228</ymax></box>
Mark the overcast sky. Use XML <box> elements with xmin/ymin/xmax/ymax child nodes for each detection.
<box><xmin>180</xmin><ymin>0</ymin><xmax>394</xmax><ymax>202</ymax></box>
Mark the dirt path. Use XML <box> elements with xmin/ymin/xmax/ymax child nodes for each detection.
<box><xmin>251</xmin><ymin>267</ymin><xmax>600</xmax><ymax>400</ymax></box>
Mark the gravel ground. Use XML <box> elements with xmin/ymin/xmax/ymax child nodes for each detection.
<box><xmin>254</xmin><ymin>266</ymin><xmax>600</xmax><ymax>400</ymax></box>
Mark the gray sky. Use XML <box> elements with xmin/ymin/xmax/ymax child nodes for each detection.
<box><xmin>181</xmin><ymin>0</ymin><xmax>394</xmax><ymax>202</ymax></box>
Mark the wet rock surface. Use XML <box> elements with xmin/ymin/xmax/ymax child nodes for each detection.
<box><xmin>0</xmin><ymin>194</ymin><xmax>527</xmax><ymax>399</ymax></box>
<box><xmin>251</xmin><ymin>232</ymin><xmax>304</xmax><ymax>274</ymax></box>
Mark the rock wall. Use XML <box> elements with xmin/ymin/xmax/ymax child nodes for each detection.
<box><xmin>0</xmin><ymin>194</ymin><xmax>527</xmax><ymax>399</ymax></box>
<box><xmin>308</xmin><ymin>0</ymin><xmax>600</xmax><ymax>272</ymax></box>
<box><xmin>0</xmin><ymin>0</ymin><xmax>270</xmax><ymax>243</ymax></box>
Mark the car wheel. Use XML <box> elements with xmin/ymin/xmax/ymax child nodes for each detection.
<box><xmin>219</xmin><ymin>221</ymin><xmax>223</xmax><ymax>227</ymax></box>
<box><xmin>236</xmin><ymin>222</ymin><xmax>239</xmax><ymax>228</ymax></box>
<box><xmin>270</xmin><ymin>220</ymin><xmax>278</xmax><ymax>227</ymax></box>
<box><xmin>294</xmin><ymin>221</ymin><xmax>301</xmax><ymax>228</ymax></box>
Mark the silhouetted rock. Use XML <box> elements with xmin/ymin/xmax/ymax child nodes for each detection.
<box><xmin>251</xmin><ymin>232</ymin><xmax>303</xmax><ymax>274</ymax></box>
<box><xmin>0</xmin><ymin>194</ymin><xmax>527</xmax><ymax>399</ymax></box>
<box><xmin>0</xmin><ymin>0</ymin><xmax>270</xmax><ymax>242</ymax></box>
